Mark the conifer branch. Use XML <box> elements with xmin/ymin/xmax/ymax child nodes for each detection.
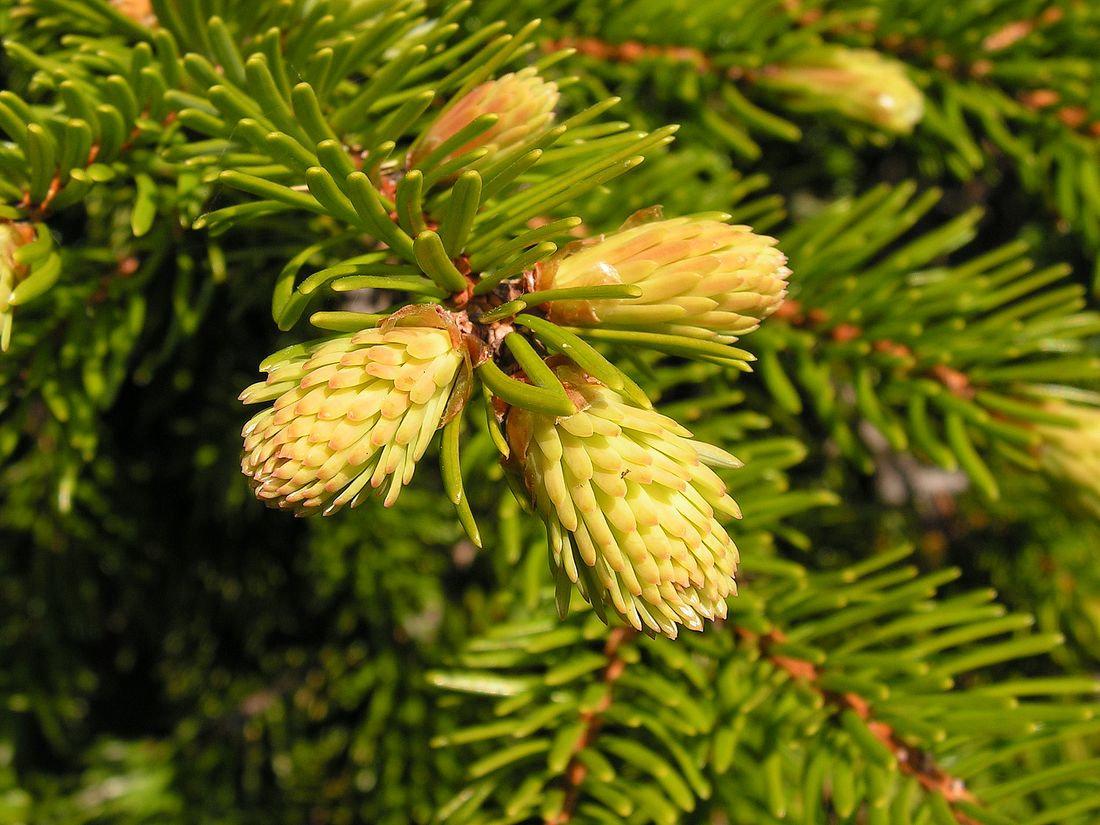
<box><xmin>4</xmin><ymin>3</ymin><xmax>1100</xmax><ymax>822</ymax></box>
<box><xmin>547</xmin><ymin>625</ymin><xmax>635</xmax><ymax>825</ymax></box>
<box><xmin>742</xmin><ymin>626</ymin><xmax>983</xmax><ymax>825</ymax></box>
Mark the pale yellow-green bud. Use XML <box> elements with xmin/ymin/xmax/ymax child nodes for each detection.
<box><xmin>541</xmin><ymin>216</ymin><xmax>789</xmax><ymax>343</ymax></box>
<box><xmin>759</xmin><ymin>48</ymin><xmax>924</xmax><ymax>135</ymax></box>
<box><xmin>410</xmin><ymin>68</ymin><xmax>559</xmax><ymax>166</ymax></box>
<box><xmin>0</xmin><ymin>222</ymin><xmax>30</xmax><ymax>352</ymax></box>
<box><xmin>506</xmin><ymin>362</ymin><xmax>742</xmax><ymax>638</ymax></box>
<box><xmin>112</xmin><ymin>0</ymin><xmax>156</xmax><ymax>26</ymax></box>
<box><xmin>240</xmin><ymin>321</ymin><xmax>467</xmax><ymax>514</ymax></box>
<box><xmin>0</xmin><ymin>224</ymin><xmax>18</xmax><ymax>305</ymax></box>
<box><xmin>1034</xmin><ymin>399</ymin><xmax>1100</xmax><ymax>517</ymax></box>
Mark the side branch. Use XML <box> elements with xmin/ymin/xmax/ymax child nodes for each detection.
<box><xmin>546</xmin><ymin>625</ymin><xmax>636</xmax><ymax>825</ymax></box>
<box><xmin>740</xmin><ymin>627</ymin><xmax>983</xmax><ymax>825</ymax></box>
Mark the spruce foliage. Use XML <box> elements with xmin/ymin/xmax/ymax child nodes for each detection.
<box><xmin>1</xmin><ymin>1</ymin><xmax>1098</xmax><ymax>823</ymax></box>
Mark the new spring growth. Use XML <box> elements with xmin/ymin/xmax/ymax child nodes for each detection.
<box><xmin>240</xmin><ymin>311</ymin><xmax>470</xmax><ymax>514</ymax></box>
<box><xmin>409</xmin><ymin>67</ymin><xmax>560</xmax><ymax>167</ymax></box>
<box><xmin>540</xmin><ymin>215</ymin><xmax>790</xmax><ymax>342</ymax></box>
<box><xmin>112</xmin><ymin>0</ymin><xmax>156</xmax><ymax>26</ymax></box>
<box><xmin>0</xmin><ymin>222</ymin><xmax>30</xmax><ymax>352</ymax></box>
<box><xmin>506</xmin><ymin>362</ymin><xmax>743</xmax><ymax>639</ymax></box>
<box><xmin>1033</xmin><ymin>396</ymin><xmax>1100</xmax><ymax>518</ymax></box>
<box><xmin>758</xmin><ymin>48</ymin><xmax>925</xmax><ymax>135</ymax></box>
